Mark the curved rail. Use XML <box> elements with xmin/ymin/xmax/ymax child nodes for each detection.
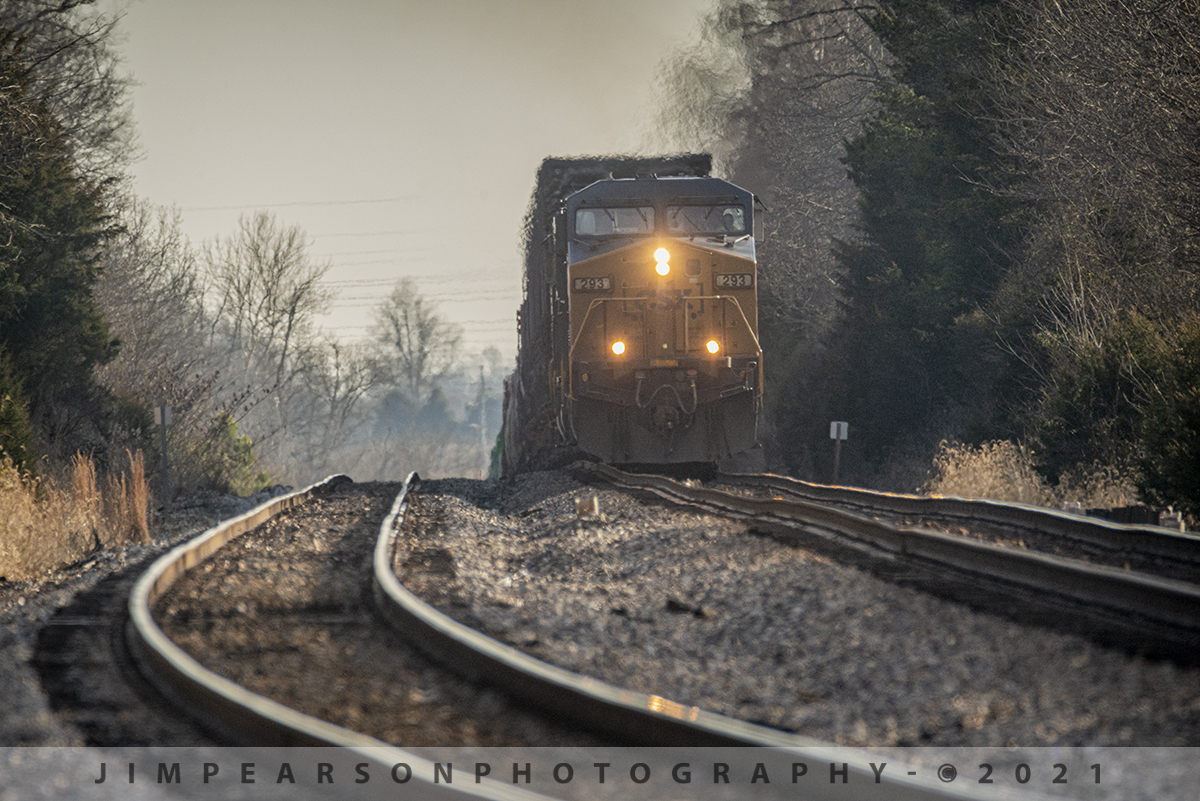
<box><xmin>720</xmin><ymin>470</ymin><xmax>1200</xmax><ymax>566</ymax></box>
<box><xmin>586</xmin><ymin>463</ymin><xmax>1200</xmax><ymax>653</ymax></box>
<box><xmin>372</xmin><ymin>473</ymin><xmax>1003</xmax><ymax>801</ymax></box>
<box><xmin>123</xmin><ymin>471</ymin><xmax>1051</xmax><ymax>800</ymax></box>
<box><xmin>126</xmin><ymin>475</ymin><xmax>555</xmax><ymax>801</ymax></box>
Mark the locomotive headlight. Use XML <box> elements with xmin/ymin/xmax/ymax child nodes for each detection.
<box><xmin>706</xmin><ymin>339</ymin><xmax>721</xmax><ymax>354</ymax></box>
<box><xmin>611</xmin><ymin>340</ymin><xmax>626</xmax><ymax>356</ymax></box>
<box><xmin>654</xmin><ymin>247</ymin><xmax>670</xmax><ymax>276</ymax></box>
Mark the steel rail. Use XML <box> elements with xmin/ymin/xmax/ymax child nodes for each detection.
<box><xmin>126</xmin><ymin>474</ymin><xmax>557</xmax><ymax>801</ymax></box>
<box><xmin>719</xmin><ymin>471</ymin><xmax>1200</xmax><ymax>566</ymax></box>
<box><xmin>584</xmin><ymin>463</ymin><xmax>1200</xmax><ymax>649</ymax></box>
<box><xmin>373</xmin><ymin>473</ymin><xmax>1015</xmax><ymax>801</ymax></box>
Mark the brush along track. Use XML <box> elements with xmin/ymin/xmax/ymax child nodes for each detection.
<box><xmin>716</xmin><ymin>471</ymin><xmax>1200</xmax><ymax>583</ymax></box>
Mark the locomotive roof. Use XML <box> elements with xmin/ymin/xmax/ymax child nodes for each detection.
<box><xmin>567</xmin><ymin>176</ymin><xmax>753</xmax><ymax>207</ymax></box>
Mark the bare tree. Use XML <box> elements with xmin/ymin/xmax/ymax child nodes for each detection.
<box><xmin>954</xmin><ymin>0</ymin><xmax>1200</xmax><ymax>503</ymax></box>
<box><xmin>3</xmin><ymin>0</ymin><xmax>138</xmax><ymax>181</ymax></box>
<box><xmin>988</xmin><ymin>0</ymin><xmax>1200</xmax><ymax>335</ymax></box>
<box><xmin>203</xmin><ymin>211</ymin><xmax>333</xmax><ymax>390</ymax></box>
<box><xmin>655</xmin><ymin>0</ymin><xmax>886</xmax><ymax>340</ymax></box>
<box><xmin>195</xmin><ymin>211</ymin><xmax>337</xmax><ymax>483</ymax></box>
<box><xmin>91</xmin><ymin>199</ymin><xmax>261</xmax><ymax>495</ymax></box>
<box><xmin>370</xmin><ymin>277</ymin><xmax>462</xmax><ymax>404</ymax></box>
<box><xmin>652</xmin><ymin>1</ymin><xmax>757</xmax><ymax>171</ymax></box>
<box><xmin>98</xmin><ymin>204</ymin><xmax>388</xmax><ymax>489</ymax></box>
<box><xmin>94</xmin><ymin>198</ymin><xmax>207</xmax><ymax>397</ymax></box>
<box><xmin>282</xmin><ymin>335</ymin><xmax>376</xmax><ymax>482</ymax></box>
<box><xmin>985</xmin><ymin>0</ymin><xmax>1200</xmax><ymax>402</ymax></box>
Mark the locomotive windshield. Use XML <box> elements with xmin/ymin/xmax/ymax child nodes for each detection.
<box><xmin>575</xmin><ymin>206</ymin><xmax>654</xmax><ymax>237</ymax></box>
<box><xmin>666</xmin><ymin>204</ymin><xmax>747</xmax><ymax>235</ymax></box>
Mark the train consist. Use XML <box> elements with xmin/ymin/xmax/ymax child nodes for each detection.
<box><xmin>501</xmin><ymin>155</ymin><xmax>763</xmax><ymax>475</ymax></box>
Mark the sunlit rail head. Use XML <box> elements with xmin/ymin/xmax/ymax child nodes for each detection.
<box><xmin>646</xmin><ymin>694</ymin><xmax>700</xmax><ymax>720</ymax></box>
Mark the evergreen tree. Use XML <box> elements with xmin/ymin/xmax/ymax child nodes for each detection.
<box><xmin>0</xmin><ymin>349</ymin><xmax>35</xmax><ymax>473</ymax></box>
<box><xmin>0</xmin><ymin>29</ymin><xmax>118</xmax><ymax>458</ymax></box>
<box><xmin>816</xmin><ymin>0</ymin><xmax>1023</xmax><ymax>480</ymax></box>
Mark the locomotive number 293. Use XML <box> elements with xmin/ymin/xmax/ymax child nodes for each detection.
<box><xmin>573</xmin><ymin>276</ymin><xmax>612</xmax><ymax>291</ymax></box>
<box><xmin>715</xmin><ymin>273</ymin><xmax>754</xmax><ymax>288</ymax></box>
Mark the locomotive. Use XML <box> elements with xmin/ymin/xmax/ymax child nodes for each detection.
<box><xmin>502</xmin><ymin>155</ymin><xmax>762</xmax><ymax>475</ymax></box>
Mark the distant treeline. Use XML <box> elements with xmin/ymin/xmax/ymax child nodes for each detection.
<box><xmin>0</xmin><ymin>2</ymin><xmax>502</xmax><ymax>504</ymax></box>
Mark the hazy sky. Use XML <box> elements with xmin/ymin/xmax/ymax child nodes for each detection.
<box><xmin>109</xmin><ymin>0</ymin><xmax>715</xmax><ymax>363</ymax></box>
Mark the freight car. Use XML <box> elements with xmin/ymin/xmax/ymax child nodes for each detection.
<box><xmin>502</xmin><ymin>155</ymin><xmax>762</xmax><ymax>475</ymax></box>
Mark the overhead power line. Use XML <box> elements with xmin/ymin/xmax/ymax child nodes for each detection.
<box><xmin>324</xmin><ymin>275</ymin><xmax>512</xmax><ymax>287</ymax></box>
<box><xmin>311</xmin><ymin>229</ymin><xmax>426</xmax><ymax>238</ymax></box>
<box><xmin>314</xmin><ymin>248</ymin><xmax>406</xmax><ymax>258</ymax></box>
<box><xmin>183</xmin><ymin>195</ymin><xmax>422</xmax><ymax>212</ymax></box>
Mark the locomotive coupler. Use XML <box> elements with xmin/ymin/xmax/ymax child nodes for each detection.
<box><xmin>636</xmin><ymin>373</ymin><xmax>699</xmax><ymax>440</ymax></box>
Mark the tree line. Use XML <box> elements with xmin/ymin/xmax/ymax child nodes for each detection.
<box><xmin>660</xmin><ymin>0</ymin><xmax>1199</xmax><ymax>517</ymax></box>
<box><xmin>1</xmin><ymin>1</ymin><xmax>498</xmax><ymax>501</ymax></box>
<box><xmin>6</xmin><ymin>0</ymin><xmax>1196</xmax><ymax>517</ymax></box>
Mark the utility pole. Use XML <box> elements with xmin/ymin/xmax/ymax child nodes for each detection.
<box><xmin>478</xmin><ymin>365</ymin><xmax>487</xmax><ymax>479</ymax></box>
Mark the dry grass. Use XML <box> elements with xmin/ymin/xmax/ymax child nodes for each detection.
<box><xmin>921</xmin><ymin>440</ymin><xmax>1139</xmax><ymax>509</ymax></box>
<box><xmin>104</xmin><ymin>450</ymin><xmax>151</xmax><ymax>544</ymax></box>
<box><xmin>0</xmin><ymin>450</ymin><xmax>151</xmax><ymax>580</ymax></box>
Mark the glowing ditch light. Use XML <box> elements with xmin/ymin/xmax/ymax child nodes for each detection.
<box><xmin>611</xmin><ymin>341</ymin><xmax>626</xmax><ymax>355</ymax></box>
<box><xmin>706</xmin><ymin>339</ymin><xmax>721</xmax><ymax>354</ymax></box>
<box><xmin>654</xmin><ymin>247</ymin><xmax>670</xmax><ymax>276</ymax></box>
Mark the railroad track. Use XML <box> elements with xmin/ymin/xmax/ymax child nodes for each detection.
<box><xmin>582</xmin><ymin>463</ymin><xmax>1200</xmax><ymax>661</ymax></box>
<box><xmin>118</xmin><ymin>473</ymin><xmax>1026</xmax><ymax>801</ymax></box>
<box><xmin>718</xmin><ymin>470</ymin><xmax>1200</xmax><ymax>579</ymax></box>
<box><xmin>125</xmin><ymin>475</ymin><xmax>564</xmax><ymax>801</ymax></box>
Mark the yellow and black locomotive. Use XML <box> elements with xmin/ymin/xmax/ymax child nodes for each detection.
<box><xmin>564</xmin><ymin>175</ymin><xmax>762</xmax><ymax>463</ymax></box>
<box><xmin>503</xmin><ymin>156</ymin><xmax>762</xmax><ymax>474</ymax></box>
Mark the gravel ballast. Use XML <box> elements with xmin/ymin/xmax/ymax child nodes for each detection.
<box><xmin>3</xmin><ymin>471</ymin><xmax>1197</xmax><ymax>801</ymax></box>
<box><xmin>153</xmin><ymin>480</ymin><xmax>608</xmax><ymax>747</ymax></box>
<box><xmin>394</xmin><ymin>472</ymin><xmax>1200</xmax><ymax>748</ymax></box>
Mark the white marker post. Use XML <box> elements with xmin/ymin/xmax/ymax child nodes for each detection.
<box><xmin>830</xmin><ymin>421</ymin><xmax>848</xmax><ymax>483</ymax></box>
<box><xmin>154</xmin><ymin>405</ymin><xmax>172</xmax><ymax>511</ymax></box>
